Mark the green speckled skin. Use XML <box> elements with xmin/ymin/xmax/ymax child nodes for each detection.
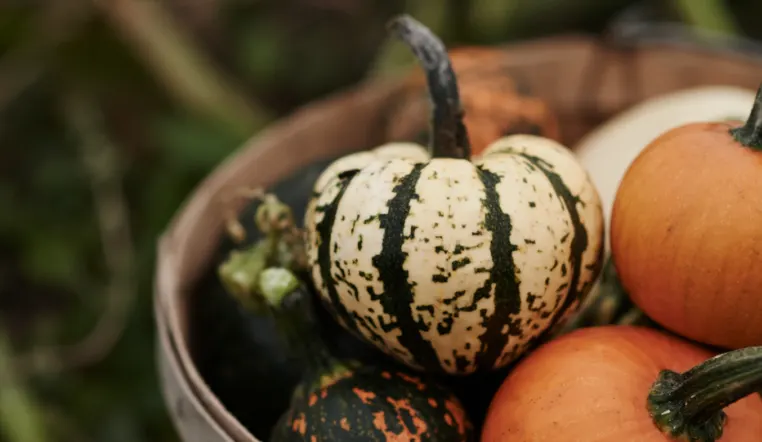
<box><xmin>270</xmin><ymin>363</ymin><xmax>474</xmax><ymax>442</ymax></box>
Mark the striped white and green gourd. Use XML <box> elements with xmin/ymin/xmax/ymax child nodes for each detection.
<box><xmin>304</xmin><ymin>15</ymin><xmax>605</xmax><ymax>375</ymax></box>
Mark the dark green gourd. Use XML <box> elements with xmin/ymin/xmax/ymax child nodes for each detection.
<box><xmin>257</xmin><ymin>269</ymin><xmax>474</xmax><ymax>442</ymax></box>
<box><xmin>190</xmin><ymin>270</ymin><xmax>301</xmax><ymax>439</ymax></box>
<box><xmin>189</xmin><ymin>157</ymin><xmax>390</xmax><ymax>440</ymax></box>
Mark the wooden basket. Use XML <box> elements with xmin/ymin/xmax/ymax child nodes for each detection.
<box><xmin>154</xmin><ymin>32</ymin><xmax>762</xmax><ymax>442</ymax></box>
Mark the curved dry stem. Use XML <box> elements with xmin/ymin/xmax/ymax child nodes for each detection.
<box><xmin>14</xmin><ymin>91</ymin><xmax>135</xmax><ymax>376</ymax></box>
<box><xmin>220</xmin><ymin>186</ymin><xmax>267</xmax><ymax>243</ymax></box>
<box><xmin>388</xmin><ymin>14</ymin><xmax>470</xmax><ymax>159</ymax></box>
<box><xmin>94</xmin><ymin>0</ymin><xmax>270</xmax><ymax>135</ymax></box>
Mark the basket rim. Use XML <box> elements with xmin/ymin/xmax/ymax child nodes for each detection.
<box><xmin>154</xmin><ymin>292</ymin><xmax>236</xmax><ymax>441</ymax></box>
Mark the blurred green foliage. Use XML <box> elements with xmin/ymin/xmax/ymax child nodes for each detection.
<box><xmin>0</xmin><ymin>0</ymin><xmax>755</xmax><ymax>441</ymax></box>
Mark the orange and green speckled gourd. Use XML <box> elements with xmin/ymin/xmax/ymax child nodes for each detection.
<box><xmin>215</xmin><ymin>174</ymin><xmax>473</xmax><ymax>441</ymax></box>
<box><xmin>254</xmin><ymin>268</ymin><xmax>474</xmax><ymax>442</ymax></box>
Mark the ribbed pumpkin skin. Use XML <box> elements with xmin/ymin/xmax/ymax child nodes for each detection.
<box><xmin>480</xmin><ymin>326</ymin><xmax>762</xmax><ymax>442</ymax></box>
<box><xmin>386</xmin><ymin>47</ymin><xmax>561</xmax><ymax>156</ymax></box>
<box><xmin>270</xmin><ymin>364</ymin><xmax>473</xmax><ymax>442</ymax></box>
<box><xmin>304</xmin><ymin>135</ymin><xmax>605</xmax><ymax>374</ymax></box>
<box><xmin>611</xmin><ymin>121</ymin><xmax>762</xmax><ymax>349</ymax></box>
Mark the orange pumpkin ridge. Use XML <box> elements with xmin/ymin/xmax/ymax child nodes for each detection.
<box><xmin>610</xmin><ymin>83</ymin><xmax>762</xmax><ymax>350</ymax></box>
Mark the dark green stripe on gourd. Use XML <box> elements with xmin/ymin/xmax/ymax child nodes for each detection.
<box><xmin>517</xmin><ymin>153</ymin><xmax>595</xmax><ymax>345</ymax></box>
<box><xmin>372</xmin><ymin>162</ymin><xmax>443</xmax><ymax>371</ymax></box>
<box><xmin>473</xmin><ymin>166</ymin><xmax>522</xmax><ymax>370</ymax></box>
<box><xmin>314</xmin><ymin>173</ymin><xmax>362</xmax><ymax>334</ymax></box>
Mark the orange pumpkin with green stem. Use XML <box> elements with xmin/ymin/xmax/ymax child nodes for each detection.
<box><xmin>481</xmin><ymin>326</ymin><xmax>762</xmax><ymax>441</ymax></box>
<box><xmin>610</xmin><ymin>84</ymin><xmax>762</xmax><ymax>350</ymax></box>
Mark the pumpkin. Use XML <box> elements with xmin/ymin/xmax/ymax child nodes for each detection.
<box><xmin>252</xmin><ymin>268</ymin><xmax>474</xmax><ymax>442</ymax></box>
<box><xmin>385</xmin><ymin>46</ymin><xmax>560</xmax><ymax>157</ymax></box>
<box><xmin>610</xmin><ymin>85</ymin><xmax>762</xmax><ymax>349</ymax></box>
<box><xmin>481</xmin><ymin>326</ymin><xmax>762</xmax><ymax>442</ymax></box>
<box><xmin>304</xmin><ymin>15</ymin><xmax>605</xmax><ymax>375</ymax></box>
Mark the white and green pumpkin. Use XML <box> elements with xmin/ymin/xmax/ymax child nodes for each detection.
<box><xmin>304</xmin><ymin>16</ymin><xmax>605</xmax><ymax>375</ymax></box>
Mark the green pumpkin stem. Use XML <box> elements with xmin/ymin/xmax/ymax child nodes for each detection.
<box><xmin>219</xmin><ymin>244</ymin><xmax>342</xmax><ymax>377</ymax></box>
<box><xmin>259</xmin><ymin>269</ymin><xmax>337</xmax><ymax>373</ymax></box>
<box><xmin>218</xmin><ymin>242</ymin><xmax>337</xmax><ymax>374</ymax></box>
<box><xmin>217</xmin><ymin>190</ymin><xmax>336</xmax><ymax>371</ymax></box>
<box><xmin>388</xmin><ymin>14</ymin><xmax>471</xmax><ymax>160</ymax></box>
<box><xmin>730</xmin><ymin>84</ymin><xmax>762</xmax><ymax>149</ymax></box>
<box><xmin>218</xmin><ymin>239</ymin><xmax>274</xmax><ymax>313</ymax></box>
<box><xmin>647</xmin><ymin>346</ymin><xmax>762</xmax><ymax>442</ymax></box>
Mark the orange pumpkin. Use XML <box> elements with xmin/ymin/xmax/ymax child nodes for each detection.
<box><xmin>481</xmin><ymin>326</ymin><xmax>762</xmax><ymax>442</ymax></box>
<box><xmin>385</xmin><ymin>46</ymin><xmax>560</xmax><ymax>156</ymax></box>
<box><xmin>610</xmin><ymin>86</ymin><xmax>762</xmax><ymax>349</ymax></box>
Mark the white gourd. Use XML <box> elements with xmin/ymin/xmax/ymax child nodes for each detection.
<box><xmin>303</xmin><ymin>16</ymin><xmax>604</xmax><ymax>374</ymax></box>
<box><xmin>574</xmin><ymin>85</ymin><xmax>756</xmax><ymax>256</ymax></box>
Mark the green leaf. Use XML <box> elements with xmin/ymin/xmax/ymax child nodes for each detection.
<box><xmin>237</xmin><ymin>21</ymin><xmax>288</xmax><ymax>84</ymax></box>
<box><xmin>19</xmin><ymin>231</ymin><xmax>86</xmax><ymax>290</ymax></box>
<box><xmin>152</xmin><ymin>113</ymin><xmax>245</xmax><ymax>172</ymax></box>
<box><xmin>0</xmin><ymin>333</ymin><xmax>49</xmax><ymax>442</ymax></box>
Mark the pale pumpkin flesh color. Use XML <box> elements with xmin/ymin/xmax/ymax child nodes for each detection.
<box><xmin>310</xmin><ymin>142</ymin><xmax>430</xmax><ymax>196</ymax></box>
<box><xmin>611</xmin><ymin>121</ymin><xmax>762</xmax><ymax>349</ymax></box>
<box><xmin>305</xmin><ymin>135</ymin><xmax>605</xmax><ymax>374</ymax></box>
<box><xmin>481</xmin><ymin>326</ymin><xmax>762</xmax><ymax>442</ymax></box>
